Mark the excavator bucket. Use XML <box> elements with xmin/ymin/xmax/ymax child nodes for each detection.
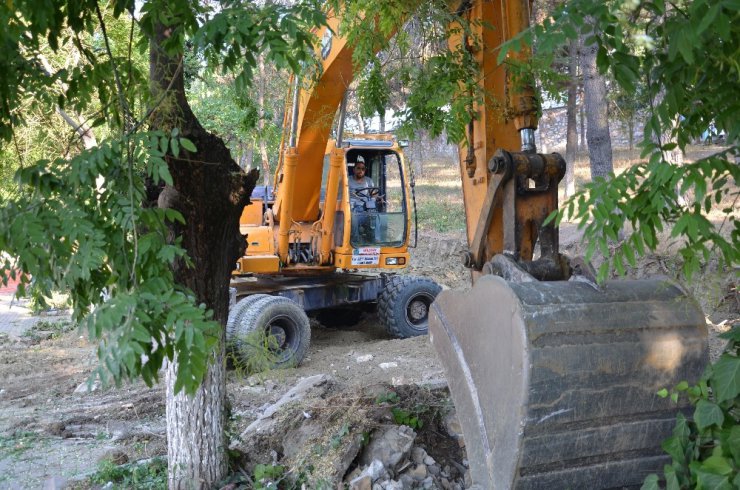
<box><xmin>429</xmin><ymin>275</ymin><xmax>707</xmax><ymax>489</ymax></box>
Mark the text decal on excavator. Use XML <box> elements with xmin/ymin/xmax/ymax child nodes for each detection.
<box><xmin>351</xmin><ymin>247</ymin><xmax>380</xmax><ymax>265</ymax></box>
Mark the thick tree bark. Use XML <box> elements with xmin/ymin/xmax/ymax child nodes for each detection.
<box><xmin>564</xmin><ymin>38</ymin><xmax>579</xmax><ymax>197</ymax></box>
<box><xmin>580</xmin><ymin>23</ymin><xmax>613</xmax><ymax>180</ymax></box>
<box><xmin>149</xmin><ymin>23</ymin><xmax>258</xmax><ymax>489</ymax></box>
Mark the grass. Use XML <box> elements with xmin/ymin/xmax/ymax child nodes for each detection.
<box><xmin>22</xmin><ymin>319</ymin><xmax>76</xmax><ymax>341</ymax></box>
<box><xmin>412</xmin><ymin>145</ymin><xmax>733</xmax><ymax>233</ymax></box>
<box><xmin>88</xmin><ymin>456</ymin><xmax>167</xmax><ymax>489</ymax></box>
<box><xmin>413</xmin><ymin>158</ymin><xmax>465</xmax><ymax>233</ymax></box>
<box><xmin>0</xmin><ymin>431</ymin><xmax>39</xmax><ymax>457</ymax></box>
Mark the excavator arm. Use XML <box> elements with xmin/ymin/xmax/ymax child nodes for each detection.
<box><xmin>426</xmin><ymin>2</ymin><xmax>708</xmax><ymax>488</ymax></box>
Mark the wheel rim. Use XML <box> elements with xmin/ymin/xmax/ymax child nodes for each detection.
<box><xmin>265</xmin><ymin>315</ymin><xmax>299</xmax><ymax>363</ymax></box>
<box><xmin>404</xmin><ymin>292</ymin><xmax>434</xmax><ymax>331</ymax></box>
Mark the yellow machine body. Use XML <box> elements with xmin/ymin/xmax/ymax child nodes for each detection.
<box><xmin>234</xmin><ymin>135</ymin><xmax>412</xmax><ymax>275</ymax></box>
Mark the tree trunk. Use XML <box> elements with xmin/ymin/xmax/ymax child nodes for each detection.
<box><xmin>379</xmin><ymin>112</ymin><xmax>386</xmax><ymax>133</ymax></box>
<box><xmin>564</xmin><ymin>38</ymin><xmax>578</xmax><ymax>197</ymax></box>
<box><xmin>258</xmin><ymin>57</ymin><xmax>271</xmax><ymax>187</ymax></box>
<box><xmin>149</xmin><ymin>22</ymin><xmax>258</xmax><ymax>490</ymax></box>
<box><xmin>579</xmin><ymin>88</ymin><xmax>586</xmax><ymax>151</ymax></box>
<box><xmin>580</xmin><ymin>24</ymin><xmax>613</xmax><ymax>180</ymax></box>
<box><xmin>357</xmin><ymin>114</ymin><xmax>366</xmax><ymax>134</ymax></box>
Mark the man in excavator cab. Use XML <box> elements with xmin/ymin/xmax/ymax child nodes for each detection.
<box><xmin>348</xmin><ymin>155</ymin><xmax>381</xmax><ymax>243</ymax></box>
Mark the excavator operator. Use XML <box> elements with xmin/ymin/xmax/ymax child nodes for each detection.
<box><xmin>349</xmin><ymin>157</ymin><xmax>381</xmax><ymax>243</ymax></box>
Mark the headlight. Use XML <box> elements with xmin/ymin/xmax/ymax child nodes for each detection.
<box><xmin>386</xmin><ymin>257</ymin><xmax>398</xmax><ymax>265</ymax></box>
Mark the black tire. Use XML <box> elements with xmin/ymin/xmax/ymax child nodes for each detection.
<box><xmin>378</xmin><ymin>275</ymin><xmax>441</xmax><ymax>338</ymax></box>
<box><xmin>231</xmin><ymin>295</ymin><xmax>311</xmax><ymax>370</ymax></box>
<box><xmin>226</xmin><ymin>294</ymin><xmax>271</xmax><ymax>345</ymax></box>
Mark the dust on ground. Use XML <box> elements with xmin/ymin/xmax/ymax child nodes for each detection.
<box><xmin>0</xmin><ymin>226</ymin><xmax>737</xmax><ymax>488</ymax></box>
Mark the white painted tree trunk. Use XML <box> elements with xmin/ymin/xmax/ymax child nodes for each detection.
<box><xmin>165</xmin><ymin>343</ymin><xmax>227</xmax><ymax>490</ymax></box>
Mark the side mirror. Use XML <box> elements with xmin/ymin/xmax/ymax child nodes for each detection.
<box><xmin>398</xmin><ymin>139</ymin><xmax>409</xmax><ymax>148</ymax></box>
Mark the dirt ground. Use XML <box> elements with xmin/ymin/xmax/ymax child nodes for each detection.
<box><xmin>0</xmin><ymin>225</ymin><xmax>737</xmax><ymax>488</ymax></box>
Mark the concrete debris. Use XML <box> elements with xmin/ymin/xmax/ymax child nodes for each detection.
<box><xmin>73</xmin><ymin>379</ymin><xmax>100</xmax><ymax>394</ymax></box>
<box><xmin>358</xmin><ymin>425</ymin><xmax>416</xmax><ymax>471</ymax></box>
<box><xmin>242</xmin><ymin>374</ymin><xmax>332</xmax><ymax>436</ymax></box>
<box><xmin>349</xmin><ymin>443</ymin><xmax>466</xmax><ymax>490</ymax></box>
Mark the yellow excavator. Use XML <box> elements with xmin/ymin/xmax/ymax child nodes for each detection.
<box><xmin>227</xmin><ymin>1</ymin><xmax>709</xmax><ymax>488</ymax></box>
<box><xmin>226</xmin><ymin>8</ymin><xmax>441</xmax><ymax>368</ymax></box>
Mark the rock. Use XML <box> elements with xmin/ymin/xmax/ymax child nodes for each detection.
<box><xmin>403</xmin><ymin>464</ymin><xmax>427</xmax><ymax>481</ymax></box>
<box><xmin>334</xmin><ymin>434</ymin><xmax>365</xmax><ymax>482</ymax></box>
<box><xmin>46</xmin><ymin>421</ymin><xmax>65</xmax><ymax>436</ymax></box>
<box><xmin>422</xmin><ymin>476</ymin><xmax>435</xmax><ymax>489</ymax></box>
<box><xmin>442</xmin><ymin>410</ymin><xmax>464</xmax><ymax>442</ymax></box>
<box><xmin>378</xmin><ymin>362</ymin><xmax>398</xmax><ymax>370</ymax></box>
<box><xmin>399</xmin><ymin>474</ymin><xmax>415</xmax><ymax>488</ymax></box>
<box><xmin>356</xmin><ymin>354</ymin><xmax>374</xmax><ymax>363</ymax></box>
<box><xmin>423</xmin><ymin>455</ymin><xmax>436</xmax><ymax>466</ymax></box>
<box><xmin>242</xmin><ymin>374</ymin><xmax>332</xmax><ymax>435</ymax></box>
<box><xmin>43</xmin><ymin>476</ymin><xmax>67</xmax><ymax>490</ymax></box>
<box><xmin>73</xmin><ymin>379</ymin><xmax>100</xmax><ymax>394</ymax></box>
<box><xmin>358</xmin><ymin>425</ymin><xmax>416</xmax><ymax>472</ymax></box>
<box><xmin>410</xmin><ymin>446</ymin><xmax>428</xmax><ymax>464</ymax></box>
<box><xmin>365</xmin><ymin>459</ymin><xmax>386</xmax><ymax>481</ymax></box>
<box><xmin>428</xmin><ymin>463</ymin><xmax>441</xmax><ymax>476</ymax></box>
<box><xmin>416</xmin><ymin>377</ymin><xmax>448</xmax><ymax>391</ymax></box>
<box><xmin>382</xmin><ymin>480</ymin><xmax>404</xmax><ymax>490</ymax></box>
<box><xmin>98</xmin><ymin>449</ymin><xmax>128</xmax><ymax>465</ymax></box>
<box><xmin>350</xmin><ymin>475</ymin><xmax>372</xmax><ymax>490</ymax></box>
<box><xmin>281</xmin><ymin>419</ymin><xmax>325</xmax><ymax>460</ymax></box>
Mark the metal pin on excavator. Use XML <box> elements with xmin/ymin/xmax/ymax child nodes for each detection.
<box><xmin>227</xmin><ymin>1</ymin><xmax>708</xmax><ymax>488</ymax></box>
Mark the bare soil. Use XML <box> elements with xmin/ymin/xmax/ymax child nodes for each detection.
<box><xmin>0</xmin><ymin>225</ymin><xmax>736</xmax><ymax>488</ymax></box>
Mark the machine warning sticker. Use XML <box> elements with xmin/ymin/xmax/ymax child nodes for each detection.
<box><xmin>351</xmin><ymin>247</ymin><xmax>380</xmax><ymax>265</ymax></box>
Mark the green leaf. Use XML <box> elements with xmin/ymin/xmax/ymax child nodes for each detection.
<box><xmin>697</xmin><ymin>4</ymin><xmax>721</xmax><ymax>35</ymax></box>
<box><xmin>711</xmin><ymin>354</ymin><xmax>740</xmax><ymax>403</ymax></box>
<box><xmin>641</xmin><ymin>474</ymin><xmax>660</xmax><ymax>490</ymax></box>
<box><xmin>728</xmin><ymin>425</ymin><xmax>740</xmax><ymax>463</ymax></box>
<box><xmin>180</xmin><ymin>138</ymin><xmax>197</xmax><ymax>153</ymax></box>
<box><xmin>694</xmin><ymin>400</ymin><xmax>725</xmax><ymax>430</ymax></box>
<box><xmin>701</xmin><ymin>455</ymin><xmax>733</xmax><ymax>476</ymax></box>
<box><xmin>695</xmin><ymin>469</ymin><xmax>732</xmax><ymax>490</ymax></box>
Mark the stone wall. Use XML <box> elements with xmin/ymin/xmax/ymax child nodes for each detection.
<box><xmin>536</xmin><ymin>106</ymin><xmax>645</xmax><ymax>152</ymax></box>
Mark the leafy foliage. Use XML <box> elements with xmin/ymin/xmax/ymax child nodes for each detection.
<box><xmin>521</xmin><ymin>0</ymin><xmax>740</xmax><ymax>281</ymax></box>
<box><xmin>193</xmin><ymin>0</ymin><xmax>325</xmax><ymax>94</ymax></box>
<box><xmin>333</xmin><ymin>0</ymin><xmax>482</xmax><ymax>143</ymax></box>
<box><xmin>0</xmin><ymin>0</ymin><xmax>326</xmax><ymax>395</ymax></box>
<box><xmin>0</xmin><ymin>130</ymin><xmax>220</xmax><ymax>393</ymax></box>
<box><xmin>643</xmin><ymin>325</ymin><xmax>740</xmax><ymax>489</ymax></box>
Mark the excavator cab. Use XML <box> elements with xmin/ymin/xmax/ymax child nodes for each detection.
<box><xmin>343</xmin><ymin>140</ymin><xmax>409</xmax><ymax>250</ymax></box>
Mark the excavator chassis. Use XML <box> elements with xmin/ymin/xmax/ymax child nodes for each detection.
<box><xmin>430</xmin><ymin>275</ymin><xmax>708</xmax><ymax>489</ymax></box>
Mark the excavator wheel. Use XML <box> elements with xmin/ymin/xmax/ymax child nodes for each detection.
<box><xmin>378</xmin><ymin>275</ymin><xmax>442</xmax><ymax>338</ymax></box>
<box><xmin>228</xmin><ymin>295</ymin><xmax>311</xmax><ymax>370</ymax></box>
<box><xmin>429</xmin><ymin>275</ymin><xmax>707</xmax><ymax>489</ymax></box>
<box><xmin>226</xmin><ymin>294</ymin><xmax>271</xmax><ymax>347</ymax></box>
